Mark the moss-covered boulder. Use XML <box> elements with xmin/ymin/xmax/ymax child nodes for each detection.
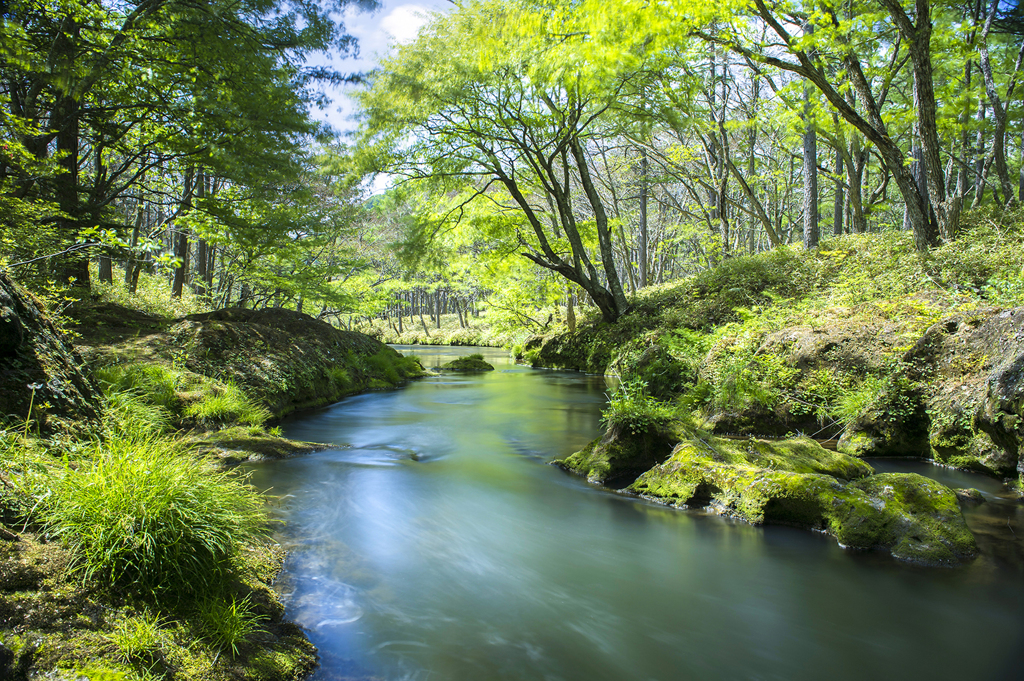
<box><xmin>0</xmin><ymin>273</ymin><xmax>102</xmax><ymax>435</ymax></box>
<box><xmin>555</xmin><ymin>420</ymin><xmax>691</xmax><ymax>485</ymax></box>
<box><xmin>439</xmin><ymin>354</ymin><xmax>494</xmax><ymax>372</ymax></box>
<box><xmin>904</xmin><ymin>307</ymin><xmax>1024</xmax><ymax>477</ymax></box>
<box><xmin>628</xmin><ymin>434</ymin><xmax>976</xmax><ymax>566</ymax></box>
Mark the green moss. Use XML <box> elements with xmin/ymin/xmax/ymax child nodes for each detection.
<box><xmin>628</xmin><ymin>432</ymin><xmax>976</xmax><ymax>565</ymax></box>
<box><xmin>439</xmin><ymin>355</ymin><xmax>495</xmax><ymax>372</ymax></box>
<box><xmin>555</xmin><ymin>420</ymin><xmax>692</xmax><ymax>485</ymax></box>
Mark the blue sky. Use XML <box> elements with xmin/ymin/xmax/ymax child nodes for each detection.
<box><xmin>311</xmin><ymin>0</ymin><xmax>454</xmax><ymax>135</ymax></box>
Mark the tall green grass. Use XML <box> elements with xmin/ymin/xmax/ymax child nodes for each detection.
<box><xmin>95</xmin><ymin>363</ymin><xmax>270</xmax><ymax>429</ymax></box>
<box><xmin>42</xmin><ymin>435</ymin><xmax>268</xmax><ymax>598</ymax></box>
<box><xmin>183</xmin><ymin>382</ymin><xmax>271</xmax><ymax>428</ymax></box>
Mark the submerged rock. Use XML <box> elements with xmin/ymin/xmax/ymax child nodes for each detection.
<box><xmin>625</xmin><ymin>433</ymin><xmax>976</xmax><ymax>566</ymax></box>
<box><xmin>439</xmin><ymin>354</ymin><xmax>494</xmax><ymax>372</ymax></box>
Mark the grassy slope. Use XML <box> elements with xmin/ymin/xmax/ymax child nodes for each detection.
<box><xmin>1</xmin><ymin>289</ymin><xmax>426</xmax><ymax>679</ymax></box>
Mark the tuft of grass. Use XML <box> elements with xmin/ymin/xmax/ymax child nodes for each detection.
<box><xmin>601</xmin><ymin>378</ymin><xmax>676</xmax><ymax>435</ymax></box>
<box><xmin>103</xmin><ymin>390</ymin><xmax>173</xmax><ymax>438</ymax></box>
<box><xmin>194</xmin><ymin>594</ymin><xmax>265</xmax><ymax>658</ymax></box>
<box><xmin>328</xmin><ymin>366</ymin><xmax>351</xmax><ymax>389</ymax></box>
<box><xmin>108</xmin><ymin>611</ymin><xmax>169</xmax><ymax>663</ymax></box>
<box><xmin>184</xmin><ymin>382</ymin><xmax>271</xmax><ymax>428</ymax></box>
<box><xmin>41</xmin><ymin>435</ymin><xmax>268</xmax><ymax>598</ymax></box>
<box><xmin>94</xmin><ymin>364</ymin><xmax>184</xmax><ymax>412</ymax></box>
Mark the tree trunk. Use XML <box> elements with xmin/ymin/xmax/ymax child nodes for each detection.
<box><xmin>639</xmin><ymin>147</ymin><xmax>649</xmax><ymax>288</ymax></box>
<box><xmin>833</xmin><ymin>149</ymin><xmax>845</xmax><ymax>236</ymax></box>
<box><xmin>802</xmin><ymin>82</ymin><xmax>819</xmax><ymax>249</ymax></box>
<box><xmin>171</xmin><ymin>167</ymin><xmax>195</xmax><ymax>298</ymax></box>
<box><xmin>53</xmin><ymin>18</ymin><xmax>89</xmax><ymax>289</ymax></box>
<box><xmin>566</xmin><ymin>289</ymin><xmax>576</xmax><ymax>333</ymax></box>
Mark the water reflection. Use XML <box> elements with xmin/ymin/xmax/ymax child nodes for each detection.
<box><xmin>250</xmin><ymin>347</ymin><xmax>1024</xmax><ymax>681</ymax></box>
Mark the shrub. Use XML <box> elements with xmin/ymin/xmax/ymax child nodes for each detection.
<box><xmin>41</xmin><ymin>436</ymin><xmax>268</xmax><ymax>598</ymax></box>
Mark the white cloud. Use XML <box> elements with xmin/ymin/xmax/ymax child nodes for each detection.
<box><xmin>380</xmin><ymin>4</ymin><xmax>434</xmax><ymax>45</ymax></box>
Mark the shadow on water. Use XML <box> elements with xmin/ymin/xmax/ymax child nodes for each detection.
<box><xmin>250</xmin><ymin>346</ymin><xmax>1024</xmax><ymax>681</ymax></box>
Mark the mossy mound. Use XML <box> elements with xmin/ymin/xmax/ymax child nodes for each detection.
<box><xmin>527</xmin><ymin>224</ymin><xmax>1024</xmax><ymax>479</ymax></box>
<box><xmin>903</xmin><ymin>307</ymin><xmax>1024</xmax><ymax>477</ymax></box>
<box><xmin>438</xmin><ymin>354</ymin><xmax>494</xmax><ymax>372</ymax></box>
<box><xmin>172</xmin><ymin>308</ymin><xmax>425</xmax><ymax>417</ymax></box>
<box><xmin>628</xmin><ymin>433</ymin><xmax>976</xmax><ymax>566</ymax></box>
<box><xmin>0</xmin><ymin>272</ymin><xmax>102</xmax><ymax>435</ymax></box>
<box><xmin>73</xmin><ymin>303</ymin><xmax>426</xmax><ymax>420</ymax></box>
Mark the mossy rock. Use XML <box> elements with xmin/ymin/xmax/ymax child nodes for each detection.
<box><xmin>0</xmin><ymin>273</ymin><xmax>103</xmax><ymax>435</ymax></box>
<box><xmin>439</xmin><ymin>355</ymin><xmax>494</xmax><ymax>372</ymax></box>
<box><xmin>628</xmin><ymin>433</ymin><xmax>976</xmax><ymax>566</ymax></box>
<box><xmin>555</xmin><ymin>420</ymin><xmax>691</xmax><ymax>486</ymax></box>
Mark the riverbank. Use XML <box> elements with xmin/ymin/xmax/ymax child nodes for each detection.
<box><xmin>0</xmin><ymin>275</ymin><xmax>424</xmax><ymax>680</ymax></box>
<box><xmin>529</xmin><ymin>211</ymin><xmax>1024</xmax><ymax>563</ymax></box>
<box><xmin>356</xmin><ymin>311</ymin><xmax>521</xmax><ymax>348</ymax></box>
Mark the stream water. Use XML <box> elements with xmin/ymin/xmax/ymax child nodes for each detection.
<box><xmin>248</xmin><ymin>346</ymin><xmax>1024</xmax><ymax>681</ymax></box>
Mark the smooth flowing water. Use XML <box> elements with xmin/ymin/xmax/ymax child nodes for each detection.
<box><xmin>248</xmin><ymin>346</ymin><xmax>1024</xmax><ymax>681</ymax></box>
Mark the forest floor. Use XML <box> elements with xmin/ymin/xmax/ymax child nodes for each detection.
<box><xmin>1</xmin><ymin>291</ymin><xmax>424</xmax><ymax>680</ymax></box>
<box><xmin>529</xmin><ymin>211</ymin><xmax>1024</xmax><ymax>565</ymax></box>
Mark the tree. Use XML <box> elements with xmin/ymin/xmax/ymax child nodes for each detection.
<box><xmin>357</xmin><ymin>0</ymin><xmax>638</xmax><ymax>322</ymax></box>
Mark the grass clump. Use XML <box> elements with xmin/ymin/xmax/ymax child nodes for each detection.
<box><xmin>601</xmin><ymin>378</ymin><xmax>677</xmax><ymax>435</ymax></box>
<box><xmin>183</xmin><ymin>381</ymin><xmax>271</xmax><ymax>428</ymax></box>
<box><xmin>194</xmin><ymin>594</ymin><xmax>265</xmax><ymax>658</ymax></box>
<box><xmin>94</xmin><ymin>362</ymin><xmax>271</xmax><ymax>429</ymax></box>
<box><xmin>108</xmin><ymin>611</ymin><xmax>170</xmax><ymax>663</ymax></box>
<box><xmin>41</xmin><ymin>435</ymin><xmax>268</xmax><ymax>598</ymax></box>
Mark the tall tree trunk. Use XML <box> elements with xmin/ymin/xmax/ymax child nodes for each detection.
<box><xmin>978</xmin><ymin>0</ymin><xmax>1024</xmax><ymax>206</ymax></box>
<box><xmin>639</xmin><ymin>147</ymin><xmax>649</xmax><ymax>288</ymax></box>
<box><xmin>171</xmin><ymin>167</ymin><xmax>195</xmax><ymax>298</ymax></box>
<box><xmin>1019</xmin><ymin>129</ymin><xmax>1024</xmax><ymax>203</ymax></box>
<box><xmin>833</xmin><ymin>149</ymin><xmax>845</xmax><ymax>236</ymax></box>
<box><xmin>53</xmin><ymin>17</ymin><xmax>89</xmax><ymax>289</ymax></box>
<box><xmin>802</xmin><ymin>76</ymin><xmax>819</xmax><ymax>249</ymax></box>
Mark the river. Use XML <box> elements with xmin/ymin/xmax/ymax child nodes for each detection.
<box><xmin>248</xmin><ymin>345</ymin><xmax>1024</xmax><ymax>681</ymax></box>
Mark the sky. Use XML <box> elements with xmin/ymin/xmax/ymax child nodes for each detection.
<box><xmin>310</xmin><ymin>0</ymin><xmax>454</xmax><ymax>136</ymax></box>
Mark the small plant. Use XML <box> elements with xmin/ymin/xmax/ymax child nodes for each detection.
<box><xmin>601</xmin><ymin>378</ymin><xmax>676</xmax><ymax>434</ymax></box>
<box><xmin>108</xmin><ymin>611</ymin><xmax>168</xmax><ymax>662</ymax></box>
<box><xmin>328</xmin><ymin>366</ymin><xmax>351</xmax><ymax>389</ymax></box>
<box><xmin>41</xmin><ymin>436</ymin><xmax>268</xmax><ymax>597</ymax></box>
<box><xmin>834</xmin><ymin>374</ymin><xmax>887</xmax><ymax>427</ymax></box>
<box><xmin>195</xmin><ymin>594</ymin><xmax>265</xmax><ymax>657</ymax></box>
